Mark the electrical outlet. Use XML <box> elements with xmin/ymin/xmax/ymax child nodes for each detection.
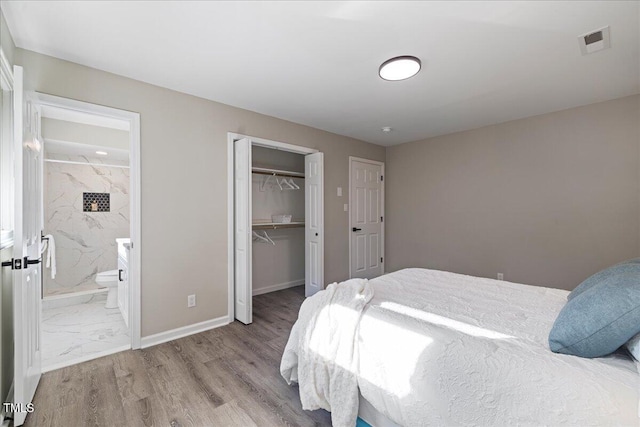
<box><xmin>188</xmin><ymin>294</ymin><xmax>196</xmax><ymax>308</ymax></box>
<box><xmin>497</xmin><ymin>273</ymin><xmax>504</xmax><ymax>281</ymax></box>
<box><xmin>337</xmin><ymin>187</ymin><xmax>342</xmax><ymax>197</ymax></box>
<box><xmin>344</xmin><ymin>204</ymin><xmax>348</xmax><ymax>212</ymax></box>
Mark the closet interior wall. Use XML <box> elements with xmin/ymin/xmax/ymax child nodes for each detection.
<box><xmin>251</xmin><ymin>146</ymin><xmax>305</xmax><ymax>295</ymax></box>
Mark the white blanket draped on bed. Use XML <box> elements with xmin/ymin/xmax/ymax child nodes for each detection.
<box><xmin>282</xmin><ymin>268</ymin><xmax>639</xmax><ymax>427</ymax></box>
<box><xmin>281</xmin><ymin>278</ymin><xmax>373</xmax><ymax>427</ymax></box>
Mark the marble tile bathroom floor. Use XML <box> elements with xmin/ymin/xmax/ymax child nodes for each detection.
<box><xmin>41</xmin><ymin>293</ymin><xmax>130</xmax><ymax>371</ymax></box>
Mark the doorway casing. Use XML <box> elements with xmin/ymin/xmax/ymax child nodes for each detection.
<box><xmin>348</xmin><ymin>156</ymin><xmax>385</xmax><ymax>279</ymax></box>
<box><xmin>31</xmin><ymin>92</ymin><xmax>142</xmax><ymax>349</ymax></box>
<box><xmin>227</xmin><ymin>132</ymin><xmax>320</xmax><ymax>323</ymax></box>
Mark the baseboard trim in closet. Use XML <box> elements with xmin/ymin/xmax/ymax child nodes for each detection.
<box><xmin>253</xmin><ymin>279</ymin><xmax>304</xmax><ymax>296</ymax></box>
<box><xmin>140</xmin><ymin>315</ymin><xmax>230</xmax><ymax>349</ymax></box>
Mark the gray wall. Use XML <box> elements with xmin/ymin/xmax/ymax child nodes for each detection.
<box><xmin>16</xmin><ymin>49</ymin><xmax>385</xmax><ymax>337</ymax></box>
<box><xmin>0</xmin><ymin>8</ymin><xmax>14</xmax><ymax>66</ymax></box>
<box><xmin>386</xmin><ymin>95</ymin><xmax>640</xmax><ymax>290</ymax></box>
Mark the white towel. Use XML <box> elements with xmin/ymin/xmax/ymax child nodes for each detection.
<box><xmin>44</xmin><ymin>234</ymin><xmax>56</xmax><ymax>279</ymax></box>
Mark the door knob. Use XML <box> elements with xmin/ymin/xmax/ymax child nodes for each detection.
<box><xmin>352</xmin><ymin>227</ymin><xmax>362</xmax><ymax>232</ymax></box>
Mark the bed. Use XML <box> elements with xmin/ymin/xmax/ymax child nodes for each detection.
<box><xmin>281</xmin><ymin>268</ymin><xmax>639</xmax><ymax>427</ymax></box>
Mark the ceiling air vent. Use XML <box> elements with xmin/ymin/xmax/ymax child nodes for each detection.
<box><xmin>579</xmin><ymin>26</ymin><xmax>610</xmax><ymax>55</ymax></box>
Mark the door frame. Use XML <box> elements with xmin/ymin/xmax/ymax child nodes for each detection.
<box><xmin>348</xmin><ymin>156</ymin><xmax>385</xmax><ymax>279</ymax></box>
<box><xmin>226</xmin><ymin>132</ymin><xmax>318</xmax><ymax>322</ymax></box>
<box><xmin>30</xmin><ymin>93</ymin><xmax>142</xmax><ymax>349</ymax></box>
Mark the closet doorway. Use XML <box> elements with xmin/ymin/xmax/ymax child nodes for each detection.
<box><xmin>228</xmin><ymin>134</ymin><xmax>324</xmax><ymax>325</ymax></box>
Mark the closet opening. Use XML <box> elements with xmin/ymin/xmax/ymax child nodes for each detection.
<box><xmin>228</xmin><ymin>134</ymin><xmax>324</xmax><ymax>325</ymax></box>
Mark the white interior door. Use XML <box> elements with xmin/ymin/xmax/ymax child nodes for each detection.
<box><xmin>12</xmin><ymin>67</ymin><xmax>42</xmax><ymax>426</ymax></box>
<box><xmin>305</xmin><ymin>152</ymin><xmax>324</xmax><ymax>297</ymax></box>
<box><xmin>234</xmin><ymin>138</ymin><xmax>252</xmax><ymax>324</ymax></box>
<box><xmin>350</xmin><ymin>158</ymin><xmax>384</xmax><ymax>279</ymax></box>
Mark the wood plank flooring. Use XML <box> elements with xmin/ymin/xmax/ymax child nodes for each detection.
<box><xmin>25</xmin><ymin>286</ymin><xmax>331</xmax><ymax>427</ymax></box>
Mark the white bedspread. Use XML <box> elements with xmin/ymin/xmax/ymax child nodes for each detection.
<box><xmin>282</xmin><ymin>268</ymin><xmax>639</xmax><ymax>427</ymax></box>
<box><xmin>281</xmin><ymin>278</ymin><xmax>374</xmax><ymax>426</ymax></box>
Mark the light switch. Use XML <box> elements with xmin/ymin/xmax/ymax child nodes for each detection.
<box><xmin>344</xmin><ymin>204</ymin><xmax>348</xmax><ymax>212</ymax></box>
<box><xmin>337</xmin><ymin>187</ymin><xmax>342</xmax><ymax>197</ymax></box>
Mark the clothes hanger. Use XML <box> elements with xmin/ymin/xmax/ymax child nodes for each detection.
<box><xmin>261</xmin><ymin>174</ymin><xmax>274</xmax><ymax>192</ymax></box>
<box><xmin>252</xmin><ymin>231</ymin><xmax>268</xmax><ymax>243</ymax></box>
<box><xmin>281</xmin><ymin>178</ymin><xmax>296</xmax><ymax>190</ymax></box>
<box><xmin>287</xmin><ymin>178</ymin><xmax>300</xmax><ymax>190</ymax></box>
<box><xmin>252</xmin><ymin>230</ymin><xmax>275</xmax><ymax>245</ymax></box>
<box><xmin>262</xmin><ymin>230</ymin><xmax>276</xmax><ymax>245</ymax></box>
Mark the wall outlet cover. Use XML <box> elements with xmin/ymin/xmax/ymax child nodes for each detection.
<box><xmin>188</xmin><ymin>294</ymin><xmax>196</xmax><ymax>307</ymax></box>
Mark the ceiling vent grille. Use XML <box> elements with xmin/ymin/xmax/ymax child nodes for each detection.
<box><xmin>579</xmin><ymin>26</ymin><xmax>610</xmax><ymax>55</ymax></box>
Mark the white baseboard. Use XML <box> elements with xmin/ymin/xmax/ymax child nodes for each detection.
<box><xmin>141</xmin><ymin>316</ymin><xmax>229</xmax><ymax>349</ymax></box>
<box><xmin>252</xmin><ymin>279</ymin><xmax>304</xmax><ymax>296</ymax></box>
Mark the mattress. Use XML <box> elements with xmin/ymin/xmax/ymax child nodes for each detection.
<box><xmin>359</xmin><ymin>268</ymin><xmax>639</xmax><ymax>426</ymax></box>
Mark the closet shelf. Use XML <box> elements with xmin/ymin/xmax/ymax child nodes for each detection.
<box><xmin>252</xmin><ymin>167</ymin><xmax>305</xmax><ymax>179</ymax></box>
<box><xmin>252</xmin><ymin>221</ymin><xmax>305</xmax><ymax>230</ymax></box>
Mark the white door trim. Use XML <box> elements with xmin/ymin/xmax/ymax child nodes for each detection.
<box><xmin>227</xmin><ymin>132</ymin><xmax>318</xmax><ymax>322</ymax></box>
<box><xmin>30</xmin><ymin>92</ymin><xmax>142</xmax><ymax>349</ymax></box>
<box><xmin>348</xmin><ymin>156</ymin><xmax>385</xmax><ymax>279</ymax></box>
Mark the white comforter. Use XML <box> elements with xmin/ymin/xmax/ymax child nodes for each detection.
<box><xmin>281</xmin><ymin>268</ymin><xmax>640</xmax><ymax>427</ymax></box>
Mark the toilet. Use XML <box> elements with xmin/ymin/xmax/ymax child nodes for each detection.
<box><xmin>96</xmin><ymin>270</ymin><xmax>119</xmax><ymax>308</ymax></box>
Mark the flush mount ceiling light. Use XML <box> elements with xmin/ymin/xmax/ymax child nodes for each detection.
<box><xmin>95</xmin><ymin>151</ymin><xmax>108</xmax><ymax>156</ymax></box>
<box><xmin>379</xmin><ymin>56</ymin><xmax>421</xmax><ymax>81</ymax></box>
<box><xmin>381</xmin><ymin>126</ymin><xmax>393</xmax><ymax>133</ymax></box>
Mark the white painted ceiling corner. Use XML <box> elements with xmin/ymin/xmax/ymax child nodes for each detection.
<box><xmin>3</xmin><ymin>1</ymin><xmax>639</xmax><ymax>146</ymax></box>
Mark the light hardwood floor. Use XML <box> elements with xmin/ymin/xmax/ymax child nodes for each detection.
<box><xmin>25</xmin><ymin>286</ymin><xmax>332</xmax><ymax>426</ymax></box>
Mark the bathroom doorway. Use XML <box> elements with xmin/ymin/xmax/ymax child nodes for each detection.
<box><xmin>30</xmin><ymin>93</ymin><xmax>141</xmax><ymax>371</ymax></box>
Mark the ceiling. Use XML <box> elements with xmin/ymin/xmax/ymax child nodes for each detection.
<box><xmin>44</xmin><ymin>139</ymin><xmax>129</xmax><ymax>163</ymax></box>
<box><xmin>41</xmin><ymin>105</ymin><xmax>130</xmax><ymax>162</ymax></box>
<box><xmin>41</xmin><ymin>105</ymin><xmax>130</xmax><ymax>131</ymax></box>
<box><xmin>3</xmin><ymin>1</ymin><xmax>639</xmax><ymax>146</ymax></box>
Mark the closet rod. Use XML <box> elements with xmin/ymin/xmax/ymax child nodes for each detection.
<box><xmin>252</xmin><ymin>222</ymin><xmax>305</xmax><ymax>230</ymax></box>
<box><xmin>252</xmin><ymin>167</ymin><xmax>305</xmax><ymax>179</ymax></box>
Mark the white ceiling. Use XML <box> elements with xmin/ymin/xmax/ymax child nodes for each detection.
<box><xmin>41</xmin><ymin>105</ymin><xmax>130</xmax><ymax>162</ymax></box>
<box><xmin>3</xmin><ymin>1</ymin><xmax>639</xmax><ymax>146</ymax></box>
<box><xmin>44</xmin><ymin>139</ymin><xmax>129</xmax><ymax>163</ymax></box>
<box><xmin>41</xmin><ymin>105</ymin><xmax>130</xmax><ymax>131</ymax></box>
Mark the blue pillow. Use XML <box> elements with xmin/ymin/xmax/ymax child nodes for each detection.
<box><xmin>568</xmin><ymin>258</ymin><xmax>640</xmax><ymax>301</ymax></box>
<box><xmin>549</xmin><ymin>262</ymin><xmax>640</xmax><ymax>358</ymax></box>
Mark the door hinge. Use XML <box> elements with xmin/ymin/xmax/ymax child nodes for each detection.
<box><xmin>1</xmin><ymin>258</ymin><xmax>22</xmax><ymax>270</ymax></box>
<box><xmin>381</xmin><ymin>257</ymin><xmax>384</xmax><ymax>263</ymax></box>
<box><xmin>381</xmin><ymin>216</ymin><xmax>383</xmax><ymax>222</ymax></box>
<box><xmin>381</xmin><ymin>175</ymin><xmax>384</xmax><ymax>182</ymax></box>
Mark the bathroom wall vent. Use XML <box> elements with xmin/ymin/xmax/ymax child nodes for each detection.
<box><xmin>579</xmin><ymin>26</ymin><xmax>611</xmax><ymax>55</ymax></box>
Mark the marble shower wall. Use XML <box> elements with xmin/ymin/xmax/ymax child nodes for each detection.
<box><xmin>44</xmin><ymin>155</ymin><xmax>129</xmax><ymax>296</ymax></box>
